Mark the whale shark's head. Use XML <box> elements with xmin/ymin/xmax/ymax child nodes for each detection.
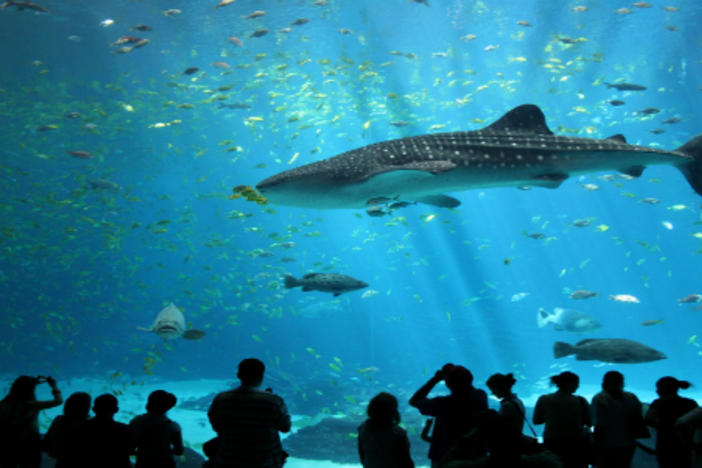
<box><xmin>257</xmin><ymin>154</ymin><xmax>376</xmax><ymax>208</ymax></box>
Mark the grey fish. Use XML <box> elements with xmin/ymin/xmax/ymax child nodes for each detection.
<box><xmin>537</xmin><ymin>307</ymin><xmax>601</xmax><ymax>332</ymax></box>
<box><xmin>219</xmin><ymin>102</ymin><xmax>252</xmax><ymax>110</ymax></box>
<box><xmin>569</xmin><ymin>289</ymin><xmax>598</xmax><ymax>299</ymax></box>
<box><xmin>554</xmin><ymin>338</ymin><xmax>666</xmax><ymax>363</ymax></box>
<box><xmin>137</xmin><ymin>302</ymin><xmax>206</xmax><ymax>340</ymax></box>
<box><xmin>605</xmin><ymin>82</ymin><xmax>647</xmax><ymax>91</ymax></box>
<box><xmin>88</xmin><ymin>178</ymin><xmax>121</xmax><ymax>190</ymax></box>
<box><xmin>256</xmin><ymin>105</ymin><xmax>702</xmax><ymax>209</ymax></box>
<box><xmin>284</xmin><ymin>273</ymin><xmax>368</xmax><ymax>296</ymax></box>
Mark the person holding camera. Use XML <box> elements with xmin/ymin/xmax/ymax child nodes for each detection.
<box><xmin>0</xmin><ymin>375</ymin><xmax>63</xmax><ymax>467</ymax></box>
<box><xmin>409</xmin><ymin>363</ymin><xmax>488</xmax><ymax>467</ymax></box>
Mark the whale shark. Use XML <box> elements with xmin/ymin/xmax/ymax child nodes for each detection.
<box><xmin>256</xmin><ymin>104</ymin><xmax>702</xmax><ymax>209</ymax></box>
<box><xmin>138</xmin><ymin>302</ymin><xmax>205</xmax><ymax>340</ymax></box>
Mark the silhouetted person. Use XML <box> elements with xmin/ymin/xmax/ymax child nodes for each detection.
<box><xmin>485</xmin><ymin>372</ymin><xmax>525</xmax><ymax>464</ymax></box>
<box><xmin>78</xmin><ymin>393</ymin><xmax>135</xmax><ymax>468</ymax></box>
<box><xmin>591</xmin><ymin>371</ymin><xmax>646</xmax><ymax>468</ymax></box>
<box><xmin>43</xmin><ymin>391</ymin><xmax>91</xmax><ymax>468</ymax></box>
<box><xmin>358</xmin><ymin>392</ymin><xmax>414</xmax><ymax>468</ymax></box>
<box><xmin>676</xmin><ymin>406</ymin><xmax>702</xmax><ymax>468</ymax></box>
<box><xmin>207</xmin><ymin>358</ymin><xmax>291</xmax><ymax>467</ymax></box>
<box><xmin>645</xmin><ymin>376</ymin><xmax>698</xmax><ymax>468</ymax></box>
<box><xmin>0</xmin><ymin>375</ymin><xmax>62</xmax><ymax>467</ymax></box>
<box><xmin>533</xmin><ymin>371</ymin><xmax>591</xmax><ymax>468</ymax></box>
<box><xmin>409</xmin><ymin>363</ymin><xmax>488</xmax><ymax>467</ymax></box>
<box><xmin>130</xmin><ymin>390</ymin><xmax>184</xmax><ymax>468</ymax></box>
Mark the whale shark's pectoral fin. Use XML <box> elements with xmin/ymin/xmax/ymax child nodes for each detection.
<box><xmin>532</xmin><ymin>172</ymin><xmax>569</xmax><ymax>189</ymax></box>
<box><xmin>620</xmin><ymin>165</ymin><xmax>645</xmax><ymax>178</ymax></box>
<box><xmin>414</xmin><ymin>194</ymin><xmax>461</xmax><ymax>208</ymax></box>
<box><xmin>183</xmin><ymin>329</ymin><xmax>206</xmax><ymax>340</ymax></box>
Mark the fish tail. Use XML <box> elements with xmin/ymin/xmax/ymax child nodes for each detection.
<box><xmin>677</xmin><ymin>135</ymin><xmax>702</xmax><ymax>196</ymax></box>
<box><xmin>284</xmin><ymin>275</ymin><xmax>300</xmax><ymax>289</ymax></box>
<box><xmin>553</xmin><ymin>341</ymin><xmax>575</xmax><ymax>359</ymax></box>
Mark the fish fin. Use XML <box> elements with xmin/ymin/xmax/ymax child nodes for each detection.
<box><xmin>532</xmin><ymin>172</ymin><xmax>568</xmax><ymax>188</ymax></box>
<box><xmin>484</xmin><ymin>104</ymin><xmax>553</xmax><ymax>135</ymax></box>
<box><xmin>183</xmin><ymin>329</ymin><xmax>206</xmax><ymax>340</ymax></box>
<box><xmin>676</xmin><ymin>135</ymin><xmax>702</xmax><ymax>196</ymax></box>
<box><xmin>553</xmin><ymin>341</ymin><xmax>575</xmax><ymax>358</ymax></box>
<box><xmin>414</xmin><ymin>194</ymin><xmax>461</xmax><ymax>208</ymax></box>
<box><xmin>333</xmin><ymin>292</ymin><xmax>341</xmax><ymax>296</ymax></box>
<box><xmin>620</xmin><ymin>165</ymin><xmax>645</xmax><ymax>178</ymax></box>
<box><xmin>302</xmin><ymin>273</ymin><xmax>321</xmax><ymax>279</ymax></box>
<box><xmin>136</xmin><ymin>326</ymin><xmax>152</xmax><ymax>332</ymax></box>
<box><xmin>536</xmin><ymin>308</ymin><xmax>552</xmax><ymax>328</ymax></box>
<box><xmin>606</xmin><ymin>134</ymin><xmax>627</xmax><ymax>143</ymax></box>
<box><xmin>284</xmin><ymin>275</ymin><xmax>299</xmax><ymax>288</ymax></box>
<box><xmin>575</xmin><ymin>338</ymin><xmax>598</xmax><ymax>345</ymax></box>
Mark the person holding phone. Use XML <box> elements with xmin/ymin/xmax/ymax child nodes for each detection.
<box><xmin>0</xmin><ymin>375</ymin><xmax>63</xmax><ymax>467</ymax></box>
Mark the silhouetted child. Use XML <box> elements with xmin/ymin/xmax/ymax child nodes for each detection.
<box><xmin>0</xmin><ymin>375</ymin><xmax>63</xmax><ymax>468</ymax></box>
<box><xmin>77</xmin><ymin>393</ymin><xmax>135</xmax><ymax>468</ymax></box>
<box><xmin>409</xmin><ymin>363</ymin><xmax>488</xmax><ymax>467</ymax></box>
<box><xmin>591</xmin><ymin>370</ymin><xmax>647</xmax><ymax>468</ymax></box>
<box><xmin>130</xmin><ymin>390</ymin><xmax>184</xmax><ymax>468</ymax></box>
<box><xmin>43</xmin><ymin>391</ymin><xmax>91</xmax><ymax>468</ymax></box>
<box><xmin>645</xmin><ymin>376</ymin><xmax>698</xmax><ymax>468</ymax></box>
<box><xmin>357</xmin><ymin>392</ymin><xmax>414</xmax><ymax>468</ymax></box>
<box><xmin>533</xmin><ymin>371</ymin><xmax>591</xmax><ymax>468</ymax></box>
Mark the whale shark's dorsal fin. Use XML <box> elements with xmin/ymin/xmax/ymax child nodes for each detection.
<box><xmin>485</xmin><ymin>104</ymin><xmax>553</xmax><ymax>135</ymax></box>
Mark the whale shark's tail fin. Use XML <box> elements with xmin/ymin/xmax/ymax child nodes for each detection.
<box><xmin>677</xmin><ymin>135</ymin><xmax>702</xmax><ymax>196</ymax></box>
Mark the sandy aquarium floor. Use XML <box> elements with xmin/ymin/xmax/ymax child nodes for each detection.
<box><xmin>2</xmin><ymin>375</ymin><xmax>696</xmax><ymax>468</ymax></box>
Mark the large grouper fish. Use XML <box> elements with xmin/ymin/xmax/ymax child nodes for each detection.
<box><xmin>256</xmin><ymin>104</ymin><xmax>702</xmax><ymax>209</ymax></box>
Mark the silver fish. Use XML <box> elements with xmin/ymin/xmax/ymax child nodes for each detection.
<box><xmin>537</xmin><ymin>307</ymin><xmax>601</xmax><ymax>333</ymax></box>
<box><xmin>138</xmin><ymin>302</ymin><xmax>205</xmax><ymax>340</ymax></box>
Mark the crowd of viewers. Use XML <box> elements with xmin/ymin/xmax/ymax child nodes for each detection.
<box><xmin>2</xmin><ymin>359</ymin><xmax>702</xmax><ymax>468</ymax></box>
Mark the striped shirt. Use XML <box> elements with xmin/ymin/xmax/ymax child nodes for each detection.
<box><xmin>208</xmin><ymin>385</ymin><xmax>291</xmax><ymax>468</ymax></box>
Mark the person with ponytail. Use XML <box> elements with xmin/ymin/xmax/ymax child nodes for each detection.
<box><xmin>645</xmin><ymin>376</ymin><xmax>699</xmax><ymax>468</ymax></box>
<box><xmin>533</xmin><ymin>371</ymin><xmax>592</xmax><ymax>468</ymax></box>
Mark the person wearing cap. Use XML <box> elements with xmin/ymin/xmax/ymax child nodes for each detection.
<box><xmin>129</xmin><ymin>389</ymin><xmax>184</xmax><ymax>468</ymax></box>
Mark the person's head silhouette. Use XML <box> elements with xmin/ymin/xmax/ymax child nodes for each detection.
<box><xmin>93</xmin><ymin>393</ymin><xmax>119</xmax><ymax>419</ymax></box>
<box><xmin>444</xmin><ymin>364</ymin><xmax>474</xmax><ymax>394</ymax></box>
<box><xmin>237</xmin><ymin>358</ymin><xmax>265</xmax><ymax>387</ymax></box>
<box><xmin>146</xmin><ymin>390</ymin><xmax>177</xmax><ymax>415</ymax></box>
<box><xmin>64</xmin><ymin>392</ymin><xmax>91</xmax><ymax>420</ymax></box>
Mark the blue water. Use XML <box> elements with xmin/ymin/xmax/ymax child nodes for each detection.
<box><xmin>0</xmin><ymin>0</ymin><xmax>701</xmax><ymax>424</ymax></box>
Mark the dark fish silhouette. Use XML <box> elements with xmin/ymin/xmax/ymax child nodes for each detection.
<box><xmin>605</xmin><ymin>82</ymin><xmax>647</xmax><ymax>91</ymax></box>
<box><xmin>284</xmin><ymin>273</ymin><xmax>368</xmax><ymax>296</ymax></box>
<box><xmin>0</xmin><ymin>0</ymin><xmax>48</xmax><ymax>12</ymax></box>
<box><xmin>554</xmin><ymin>338</ymin><xmax>666</xmax><ymax>363</ymax></box>
<box><xmin>256</xmin><ymin>105</ymin><xmax>702</xmax><ymax>209</ymax></box>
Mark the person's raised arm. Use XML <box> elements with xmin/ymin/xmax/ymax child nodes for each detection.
<box><xmin>30</xmin><ymin>376</ymin><xmax>63</xmax><ymax>410</ymax></box>
<box><xmin>409</xmin><ymin>370</ymin><xmax>444</xmax><ymax>407</ymax></box>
